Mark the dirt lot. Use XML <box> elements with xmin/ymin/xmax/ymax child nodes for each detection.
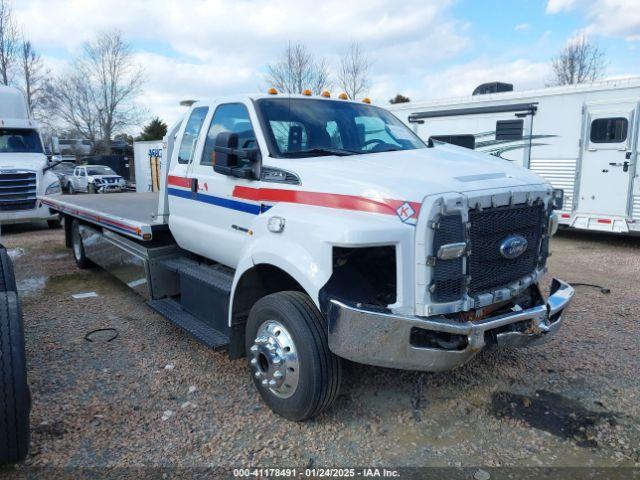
<box><xmin>0</xmin><ymin>222</ymin><xmax>639</xmax><ymax>469</ymax></box>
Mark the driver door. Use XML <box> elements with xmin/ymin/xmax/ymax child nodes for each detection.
<box><xmin>185</xmin><ymin>102</ymin><xmax>261</xmax><ymax>268</ymax></box>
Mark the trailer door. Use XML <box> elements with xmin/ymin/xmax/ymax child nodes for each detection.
<box><xmin>578</xmin><ymin>104</ymin><xmax>637</xmax><ymax>216</ymax></box>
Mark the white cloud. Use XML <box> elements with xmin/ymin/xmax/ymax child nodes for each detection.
<box><xmin>388</xmin><ymin>58</ymin><xmax>552</xmax><ymax>103</ymax></box>
<box><xmin>514</xmin><ymin>23</ymin><xmax>531</xmax><ymax>32</ymax></box>
<box><xmin>546</xmin><ymin>0</ymin><xmax>640</xmax><ymax>41</ymax></box>
<box><xmin>12</xmin><ymin>0</ymin><xmax>469</xmax><ymax>124</ymax></box>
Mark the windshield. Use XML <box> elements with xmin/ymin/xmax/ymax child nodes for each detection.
<box><xmin>87</xmin><ymin>166</ymin><xmax>116</xmax><ymax>176</ymax></box>
<box><xmin>256</xmin><ymin>98</ymin><xmax>425</xmax><ymax>158</ymax></box>
<box><xmin>0</xmin><ymin>128</ymin><xmax>43</xmax><ymax>154</ymax></box>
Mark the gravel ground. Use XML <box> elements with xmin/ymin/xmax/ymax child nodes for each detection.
<box><xmin>0</xmin><ymin>222</ymin><xmax>638</xmax><ymax>469</ymax></box>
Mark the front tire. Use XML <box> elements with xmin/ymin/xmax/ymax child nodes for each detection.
<box><xmin>68</xmin><ymin>183</ymin><xmax>76</xmax><ymax>195</ymax></box>
<box><xmin>245</xmin><ymin>291</ymin><xmax>341</xmax><ymax>421</ymax></box>
<box><xmin>88</xmin><ymin>184</ymin><xmax>96</xmax><ymax>194</ymax></box>
<box><xmin>71</xmin><ymin>220</ymin><xmax>92</xmax><ymax>269</ymax></box>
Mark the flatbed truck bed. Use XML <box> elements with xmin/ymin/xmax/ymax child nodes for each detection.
<box><xmin>41</xmin><ymin>192</ymin><xmax>167</xmax><ymax>241</ymax></box>
<box><xmin>41</xmin><ymin>191</ymin><xmax>236</xmax><ymax>354</ymax></box>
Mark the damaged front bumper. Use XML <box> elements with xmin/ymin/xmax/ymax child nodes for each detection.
<box><xmin>327</xmin><ymin>278</ymin><xmax>574</xmax><ymax>372</ymax></box>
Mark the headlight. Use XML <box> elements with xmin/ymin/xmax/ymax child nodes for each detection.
<box><xmin>45</xmin><ymin>180</ymin><xmax>61</xmax><ymax>195</ymax></box>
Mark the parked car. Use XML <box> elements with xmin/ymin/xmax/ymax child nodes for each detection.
<box><xmin>49</xmin><ymin>161</ymin><xmax>75</xmax><ymax>192</ymax></box>
<box><xmin>69</xmin><ymin>165</ymin><xmax>126</xmax><ymax>194</ymax></box>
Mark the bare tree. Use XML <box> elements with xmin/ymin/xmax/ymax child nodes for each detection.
<box><xmin>265</xmin><ymin>43</ymin><xmax>331</xmax><ymax>94</ymax></box>
<box><xmin>19</xmin><ymin>38</ymin><xmax>49</xmax><ymax>117</ymax></box>
<box><xmin>337</xmin><ymin>42</ymin><xmax>371</xmax><ymax>100</ymax></box>
<box><xmin>0</xmin><ymin>0</ymin><xmax>18</xmax><ymax>85</ymax></box>
<box><xmin>49</xmin><ymin>31</ymin><xmax>145</xmax><ymax>152</ymax></box>
<box><xmin>550</xmin><ymin>34</ymin><xmax>606</xmax><ymax>86</ymax></box>
<box><xmin>389</xmin><ymin>94</ymin><xmax>410</xmax><ymax>104</ymax></box>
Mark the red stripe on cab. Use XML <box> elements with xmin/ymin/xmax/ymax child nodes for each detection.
<box><xmin>233</xmin><ymin>186</ymin><xmax>421</xmax><ymax>217</ymax></box>
<box><xmin>168</xmin><ymin>175</ymin><xmax>193</xmax><ymax>188</ymax></box>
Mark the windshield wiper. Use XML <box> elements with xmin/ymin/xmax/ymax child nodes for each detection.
<box><xmin>283</xmin><ymin>147</ymin><xmax>359</xmax><ymax>157</ymax></box>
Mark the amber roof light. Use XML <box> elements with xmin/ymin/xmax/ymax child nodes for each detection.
<box><xmin>268</xmin><ymin>88</ymin><xmax>278</xmax><ymax>95</ymax></box>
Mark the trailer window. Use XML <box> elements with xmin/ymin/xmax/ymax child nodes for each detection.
<box><xmin>429</xmin><ymin>135</ymin><xmax>476</xmax><ymax>149</ymax></box>
<box><xmin>177</xmin><ymin>106</ymin><xmax>208</xmax><ymax>164</ymax></box>
<box><xmin>495</xmin><ymin>120</ymin><xmax>524</xmax><ymax>141</ymax></box>
<box><xmin>590</xmin><ymin>117</ymin><xmax>628</xmax><ymax>143</ymax></box>
<box><xmin>201</xmin><ymin>103</ymin><xmax>256</xmax><ymax>166</ymax></box>
<box><xmin>0</xmin><ymin>128</ymin><xmax>43</xmax><ymax>154</ymax></box>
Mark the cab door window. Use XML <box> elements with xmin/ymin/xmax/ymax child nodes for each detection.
<box><xmin>177</xmin><ymin>106</ymin><xmax>209</xmax><ymax>164</ymax></box>
<box><xmin>201</xmin><ymin>103</ymin><xmax>256</xmax><ymax>166</ymax></box>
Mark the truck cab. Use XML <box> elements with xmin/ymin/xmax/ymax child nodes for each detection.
<box><xmin>45</xmin><ymin>92</ymin><xmax>574</xmax><ymax>420</ymax></box>
<box><xmin>0</xmin><ymin>86</ymin><xmax>62</xmax><ymax>227</ymax></box>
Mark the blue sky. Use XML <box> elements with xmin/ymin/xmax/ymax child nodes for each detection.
<box><xmin>12</xmin><ymin>0</ymin><xmax>640</xmax><ymax>127</ymax></box>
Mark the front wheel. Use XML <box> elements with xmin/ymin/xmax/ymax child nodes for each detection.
<box><xmin>68</xmin><ymin>183</ymin><xmax>76</xmax><ymax>195</ymax></box>
<box><xmin>245</xmin><ymin>291</ymin><xmax>341</xmax><ymax>421</ymax></box>
<box><xmin>88</xmin><ymin>184</ymin><xmax>96</xmax><ymax>194</ymax></box>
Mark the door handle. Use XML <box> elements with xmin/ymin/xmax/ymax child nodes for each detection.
<box><xmin>623</xmin><ymin>161</ymin><xmax>630</xmax><ymax>173</ymax></box>
<box><xmin>190</xmin><ymin>178</ymin><xmax>198</xmax><ymax>196</ymax></box>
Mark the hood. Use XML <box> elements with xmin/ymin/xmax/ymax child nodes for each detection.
<box><xmin>0</xmin><ymin>153</ymin><xmax>48</xmax><ymax>172</ymax></box>
<box><xmin>266</xmin><ymin>144</ymin><xmax>548</xmax><ymax>203</ymax></box>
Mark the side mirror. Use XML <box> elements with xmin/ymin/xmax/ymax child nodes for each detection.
<box><xmin>213</xmin><ymin>132</ymin><xmax>260</xmax><ymax>179</ymax></box>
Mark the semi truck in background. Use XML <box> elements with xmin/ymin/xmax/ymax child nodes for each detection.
<box><xmin>0</xmin><ymin>86</ymin><xmax>62</xmax><ymax>228</ymax></box>
<box><xmin>389</xmin><ymin>78</ymin><xmax>640</xmax><ymax>235</ymax></box>
<box><xmin>42</xmin><ymin>92</ymin><xmax>573</xmax><ymax>420</ymax></box>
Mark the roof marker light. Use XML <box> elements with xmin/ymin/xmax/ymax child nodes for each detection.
<box><xmin>362</xmin><ymin>97</ymin><xmax>371</xmax><ymax>104</ymax></box>
<box><xmin>338</xmin><ymin>93</ymin><xmax>348</xmax><ymax>100</ymax></box>
<box><xmin>302</xmin><ymin>89</ymin><xmax>312</xmax><ymax>96</ymax></box>
<box><xmin>268</xmin><ymin>88</ymin><xmax>278</xmax><ymax>95</ymax></box>
<box><xmin>321</xmin><ymin>91</ymin><xmax>331</xmax><ymax>98</ymax></box>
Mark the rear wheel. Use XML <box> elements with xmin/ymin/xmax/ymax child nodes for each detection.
<box><xmin>0</xmin><ymin>246</ymin><xmax>30</xmax><ymax>464</ymax></box>
<box><xmin>245</xmin><ymin>291</ymin><xmax>341</xmax><ymax>421</ymax></box>
<box><xmin>71</xmin><ymin>220</ymin><xmax>92</xmax><ymax>269</ymax></box>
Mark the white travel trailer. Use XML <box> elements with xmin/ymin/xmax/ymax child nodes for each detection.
<box><xmin>389</xmin><ymin>78</ymin><xmax>640</xmax><ymax>234</ymax></box>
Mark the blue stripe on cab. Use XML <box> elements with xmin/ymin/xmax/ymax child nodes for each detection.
<box><xmin>168</xmin><ymin>187</ymin><xmax>261</xmax><ymax>215</ymax></box>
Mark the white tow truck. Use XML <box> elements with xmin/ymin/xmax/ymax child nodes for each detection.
<box><xmin>0</xmin><ymin>86</ymin><xmax>62</xmax><ymax>227</ymax></box>
<box><xmin>41</xmin><ymin>92</ymin><xmax>574</xmax><ymax>420</ymax></box>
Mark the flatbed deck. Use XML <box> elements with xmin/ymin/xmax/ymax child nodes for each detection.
<box><xmin>41</xmin><ymin>192</ymin><xmax>167</xmax><ymax>241</ymax></box>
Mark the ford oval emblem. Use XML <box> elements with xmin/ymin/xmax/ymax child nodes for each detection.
<box><xmin>499</xmin><ymin>234</ymin><xmax>528</xmax><ymax>259</ymax></box>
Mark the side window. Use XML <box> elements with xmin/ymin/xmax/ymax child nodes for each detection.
<box><xmin>590</xmin><ymin>117</ymin><xmax>628</xmax><ymax>143</ymax></box>
<box><xmin>201</xmin><ymin>104</ymin><xmax>256</xmax><ymax>166</ymax></box>
<box><xmin>177</xmin><ymin>106</ymin><xmax>209</xmax><ymax>164</ymax></box>
<box><xmin>496</xmin><ymin>120</ymin><xmax>524</xmax><ymax>140</ymax></box>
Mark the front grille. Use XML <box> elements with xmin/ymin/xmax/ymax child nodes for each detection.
<box><xmin>468</xmin><ymin>203</ymin><xmax>545</xmax><ymax>296</ymax></box>
<box><xmin>432</xmin><ymin>215</ymin><xmax>465</xmax><ymax>302</ymax></box>
<box><xmin>0</xmin><ymin>172</ymin><xmax>37</xmax><ymax>211</ymax></box>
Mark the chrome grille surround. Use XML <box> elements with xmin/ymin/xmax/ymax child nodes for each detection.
<box><xmin>415</xmin><ymin>186</ymin><xmax>554</xmax><ymax>317</ymax></box>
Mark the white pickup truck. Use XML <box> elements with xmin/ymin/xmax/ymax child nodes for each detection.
<box><xmin>0</xmin><ymin>86</ymin><xmax>62</xmax><ymax>227</ymax></box>
<box><xmin>42</xmin><ymin>92</ymin><xmax>574</xmax><ymax>420</ymax></box>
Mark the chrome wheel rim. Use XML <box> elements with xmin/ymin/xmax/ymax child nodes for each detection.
<box><xmin>250</xmin><ymin>320</ymin><xmax>299</xmax><ymax>399</ymax></box>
